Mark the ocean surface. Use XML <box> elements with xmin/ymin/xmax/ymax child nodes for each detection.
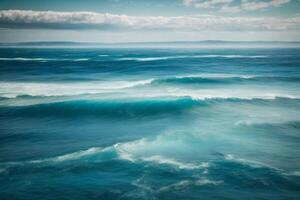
<box><xmin>0</xmin><ymin>47</ymin><xmax>300</xmax><ymax>200</ymax></box>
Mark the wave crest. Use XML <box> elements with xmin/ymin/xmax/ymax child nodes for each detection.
<box><xmin>117</xmin><ymin>55</ymin><xmax>268</xmax><ymax>61</ymax></box>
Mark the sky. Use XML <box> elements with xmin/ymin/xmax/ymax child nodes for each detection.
<box><xmin>0</xmin><ymin>0</ymin><xmax>300</xmax><ymax>42</ymax></box>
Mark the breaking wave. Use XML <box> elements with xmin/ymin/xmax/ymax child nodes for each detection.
<box><xmin>0</xmin><ymin>57</ymin><xmax>90</xmax><ymax>62</ymax></box>
<box><xmin>117</xmin><ymin>55</ymin><xmax>268</xmax><ymax>61</ymax></box>
<box><xmin>1</xmin><ymin>97</ymin><xmax>298</xmax><ymax>118</ymax></box>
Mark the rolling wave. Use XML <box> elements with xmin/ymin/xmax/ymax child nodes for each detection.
<box><xmin>1</xmin><ymin>97</ymin><xmax>298</xmax><ymax>119</ymax></box>
<box><xmin>0</xmin><ymin>79</ymin><xmax>153</xmax><ymax>98</ymax></box>
<box><xmin>0</xmin><ymin>57</ymin><xmax>90</xmax><ymax>61</ymax></box>
<box><xmin>0</xmin><ymin>139</ymin><xmax>208</xmax><ymax>172</ymax></box>
<box><xmin>235</xmin><ymin>120</ymin><xmax>300</xmax><ymax>127</ymax></box>
<box><xmin>0</xmin><ymin>98</ymin><xmax>203</xmax><ymax>118</ymax></box>
<box><xmin>0</xmin><ymin>57</ymin><xmax>49</xmax><ymax>61</ymax></box>
<box><xmin>152</xmin><ymin>76</ymin><xmax>300</xmax><ymax>85</ymax></box>
<box><xmin>1</xmin><ymin>75</ymin><xmax>299</xmax><ymax>99</ymax></box>
<box><xmin>158</xmin><ymin>178</ymin><xmax>223</xmax><ymax>192</ymax></box>
<box><xmin>0</xmin><ymin>137</ymin><xmax>296</xmax><ymax>179</ymax></box>
<box><xmin>117</xmin><ymin>55</ymin><xmax>268</xmax><ymax>61</ymax></box>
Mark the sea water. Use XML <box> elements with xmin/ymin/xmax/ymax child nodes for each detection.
<box><xmin>0</xmin><ymin>48</ymin><xmax>300</xmax><ymax>199</ymax></box>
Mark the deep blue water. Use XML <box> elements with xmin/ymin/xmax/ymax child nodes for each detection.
<box><xmin>0</xmin><ymin>48</ymin><xmax>300</xmax><ymax>200</ymax></box>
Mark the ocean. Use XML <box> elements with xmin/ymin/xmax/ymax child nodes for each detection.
<box><xmin>0</xmin><ymin>47</ymin><xmax>300</xmax><ymax>199</ymax></box>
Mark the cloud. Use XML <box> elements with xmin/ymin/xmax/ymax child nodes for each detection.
<box><xmin>183</xmin><ymin>0</ymin><xmax>291</xmax><ymax>12</ymax></box>
<box><xmin>183</xmin><ymin>0</ymin><xmax>233</xmax><ymax>9</ymax></box>
<box><xmin>0</xmin><ymin>10</ymin><xmax>299</xmax><ymax>31</ymax></box>
<box><xmin>241</xmin><ymin>0</ymin><xmax>290</xmax><ymax>11</ymax></box>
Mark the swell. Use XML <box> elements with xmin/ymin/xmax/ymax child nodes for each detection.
<box><xmin>1</xmin><ymin>140</ymin><xmax>297</xmax><ymax>180</ymax></box>
<box><xmin>0</xmin><ymin>97</ymin><xmax>204</xmax><ymax>118</ymax></box>
<box><xmin>1</xmin><ymin>75</ymin><xmax>299</xmax><ymax>99</ymax></box>
<box><xmin>236</xmin><ymin>120</ymin><xmax>300</xmax><ymax>128</ymax></box>
<box><xmin>0</xmin><ymin>141</ymin><xmax>208</xmax><ymax>172</ymax></box>
<box><xmin>0</xmin><ymin>97</ymin><xmax>298</xmax><ymax>118</ymax></box>
<box><xmin>0</xmin><ymin>79</ymin><xmax>153</xmax><ymax>98</ymax></box>
<box><xmin>0</xmin><ymin>57</ymin><xmax>90</xmax><ymax>61</ymax></box>
<box><xmin>117</xmin><ymin>55</ymin><xmax>268</xmax><ymax>61</ymax></box>
<box><xmin>151</xmin><ymin>76</ymin><xmax>300</xmax><ymax>86</ymax></box>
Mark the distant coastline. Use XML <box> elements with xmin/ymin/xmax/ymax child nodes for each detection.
<box><xmin>1</xmin><ymin>40</ymin><xmax>300</xmax><ymax>48</ymax></box>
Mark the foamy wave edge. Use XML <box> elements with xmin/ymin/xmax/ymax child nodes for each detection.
<box><xmin>0</xmin><ymin>142</ymin><xmax>208</xmax><ymax>172</ymax></box>
<box><xmin>118</xmin><ymin>55</ymin><xmax>268</xmax><ymax>61</ymax></box>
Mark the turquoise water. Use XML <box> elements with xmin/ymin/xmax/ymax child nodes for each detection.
<box><xmin>0</xmin><ymin>48</ymin><xmax>300</xmax><ymax>199</ymax></box>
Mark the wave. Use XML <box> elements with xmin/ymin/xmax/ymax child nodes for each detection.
<box><xmin>1</xmin><ymin>135</ymin><xmax>298</xmax><ymax>182</ymax></box>
<box><xmin>0</xmin><ymin>55</ymin><xmax>269</xmax><ymax>62</ymax></box>
<box><xmin>0</xmin><ymin>57</ymin><xmax>50</xmax><ymax>61</ymax></box>
<box><xmin>224</xmin><ymin>154</ymin><xmax>280</xmax><ymax>170</ymax></box>
<box><xmin>140</xmin><ymin>155</ymin><xmax>208</xmax><ymax>169</ymax></box>
<box><xmin>117</xmin><ymin>55</ymin><xmax>268</xmax><ymax>61</ymax></box>
<box><xmin>0</xmin><ymin>80</ymin><xmax>153</xmax><ymax>98</ymax></box>
<box><xmin>0</xmin><ymin>146</ymin><xmax>110</xmax><ymax>171</ymax></box>
<box><xmin>158</xmin><ymin>178</ymin><xmax>223</xmax><ymax>192</ymax></box>
<box><xmin>118</xmin><ymin>56</ymin><xmax>187</xmax><ymax>61</ymax></box>
<box><xmin>1</xmin><ymin>75</ymin><xmax>299</xmax><ymax>99</ymax></box>
<box><xmin>151</xmin><ymin>76</ymin><xmax>300</xmax><ymax>86</ymax></box>
<box><xmin>2</xmin><ymin>92</ymin><xmax>298</xmax><ymax>101</ymax></box>
<box><xmin>235</xmin><ymin>120</ymin><xmax>300</xmax><ymax>127</ymax></box>
<box><xmin>172</xmin><ymin>93</ymin><xmax>299</xmax><ymax>101</ymax></box>
<box><xmin>1</xmin><ymin>96</ymin><xmax>299</xmax><ymax>118</ymax></box>
<box><xmin>115</xmin><ymin>139</ymin><xmax>209</xmax><ymax>169</ymax></box>
<box><xmin>29</xmin><ymin>147</ymin><xmax>105</xmax><ymax>163</ymax></box>
<box><xmin>2</xmin><ymin>142</ymin><xmax>295</xmax><ymax>179</ymax></box>
<box><xmin>175</xmin><ymin>73</ymin><xmax>256</xmax><ymax>79</ymax></box>
<box><xmin>74</xmin><ymin>58</ymin><xmax>89</xmax><ymax>61</ymax></box>
<box><xmin>0</xmin><ymin>57</ymin><xmax>90</xmax><ymax>62</ymax></box>
<box><xmin>2</xmin><ymin>96</ymin><xmax>299</xmax><ymax>118</ymax></box>
<box><xmin>0</xmin><ymin>138</ymin><xmax>208</xmax><ymax>172</ymax></box>
<box><xmin>0</xmin><ymin>98</ymin><xmax>203</xmax><ymax>118</ymax></box>
<box><xmin>284</xmin><ymin>171</ymin><xmax>300</xmax><ymax>177</ymax></box>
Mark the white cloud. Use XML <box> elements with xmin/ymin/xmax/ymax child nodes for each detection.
<box><xmin>241</xmin><ymin>0</ymin><xmax>290</xmax><ymax>11</ymax></box>
<box><xmin>183</xmin><ymin>0</ymin><xmax>233</xmax><ymax>9</ymax></box>
<box><xmin>183</xmin><ymin>0</ymin><xmax>291</xmax><ymax>12</ymax></box>
<box><xmin>0</xmin><ymin>10</ymin><xmax>299</xmax><ymax>31</ymax></box>
<box><xmin>220</xmin><ymin>5</ymin><xmax>242</xmax><ymax>13</ymax></box>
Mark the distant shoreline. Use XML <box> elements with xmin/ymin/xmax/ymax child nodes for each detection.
<box><xmin>1</xmin><ymin>40</ymin><xmax>300</xmax><ymax>48</ymax></box>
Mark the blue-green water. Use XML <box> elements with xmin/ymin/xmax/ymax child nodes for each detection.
<box><xmin>0</xmin><ymin>48</ymin><xmax>300</xmax><ymax>199</ymax></box>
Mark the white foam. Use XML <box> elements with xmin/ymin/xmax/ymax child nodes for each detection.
<box><xmin>190</xmin><ymin>55</ymin><xmax>268</xmax><ymax>59</ymax></box>
<box><xmin>0</xmin><ymin>146</ymin><xmax>110</xmax><ymax>169</ymax></box>
<box><xmin>29</xmin><ymin>147</ymin><xmax>104</xmax><ymax>163</ymax></box>
<box><xmin>0</xmin><ymin>57</ymin><xmax>90</xmax><ymax>61</ymax></box>
<box><xmin>284</xmin><ymin>171</ymin><xmax>300</xmax><ymax>176</ymax></box>
<box><xmin>195</xmin><ymin>178</ymin><xmax>223</xmax><ymax>186</ymax></box>
<box><xmin>141</xmin><ymin>155</ymin><xmax>209</xmax><ymax>169</ymax></box>
<box><xmin>118</xmin><ymin>55</ymin><xmax>268</xmax><ymax>61</ymax></box>
<box><xmin>113</xmin><ymin>137</ymin><xmax>209</xmax><ymax>170</ymax></box>
<box><xmin>158</xmin><ymin>180</ymin><xmax>191</xmax><ymax>192</ymax></box>
<box><xmin>114</xmin><ymin>143</ymin><xmax>136</xmax><ymax>162</ymax></box>
<box><xmin>74</xmin><ymin>58</ymin><xmax>89</xmax><ymax>61</ymax></box>
<box><xmin>224</xmin><ymin>154</ymin><xmax>279</xmax><ymax>170</ymax></box>
<box><xmin>118</xmin><ymin>56</ymin><xmax>186</xmax><ymax>61</ymax></box>
<box><xmin>0</xmin><ymin>57</ymin><xmax>49</xmax><ymax>61</ymax></box>
<box><xmin>158</xmin><ymin>178</ymin><xmax>222</xmax><ymax>192</ymax></box>
<box><xmin>171</xmin><ymin>89</ymin><xmax>299</xmax><ymax>101</ymax></box>
<box><xmin>175</xmin><ymin>73</ymin><xmax>256</xmax><ymax>79</ymax></box>
<box><xmin>48</xmin><ymin>147</ymin><xmax>103</xmax><ymax>162</ymax></box>
<box><xmin>0</xmin><ymin>79</ymin><xmax>154</xmax><ymax>98</ymax></box>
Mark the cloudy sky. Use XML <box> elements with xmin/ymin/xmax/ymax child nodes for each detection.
<box><xmin>0</xmin><ymin>0</ymin><xmax>300</xmax><ymax>42</ymax></box>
